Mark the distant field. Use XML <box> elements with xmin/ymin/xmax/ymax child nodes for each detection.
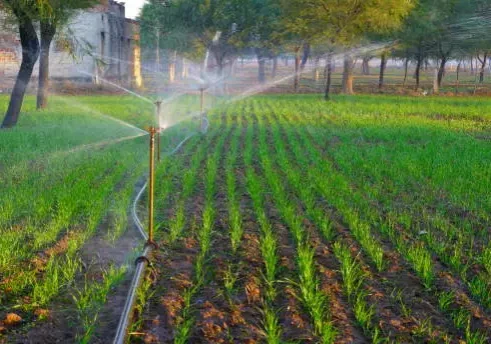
<box><xmin>1</xmin><ymin>94</ymin><xmax>490</xmax><ymax>343</ymax></box>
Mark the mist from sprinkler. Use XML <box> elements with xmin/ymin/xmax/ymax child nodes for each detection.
<box><xmin>225</xmin><ymin>43</ymin><xmax>392</xmax><ymax>104</ymax></box>
<box><xmin>56</xmin><ymin>96</ymin><xmax>147</xmax><ymax>135</ymax></box>
<box><xmin>79</xmin><ymin>71</ymin><xmax>154</xmax><ymax>104</ymax></box>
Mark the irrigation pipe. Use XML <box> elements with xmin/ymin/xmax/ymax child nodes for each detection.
<box><xmin>113</xmin><ymin>130</ymin><xmax>201</xmax><ymax>344</ymax></box>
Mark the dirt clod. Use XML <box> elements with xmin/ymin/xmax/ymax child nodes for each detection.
<box><xmin>34</xmin><ymin>309</ymin><xmax>50</xmax><ymax>320</ymax></box>
<box><xmin>3</xmin><ymin>313</ymin><xmax>22</xmax><ymax>327</ymax></box>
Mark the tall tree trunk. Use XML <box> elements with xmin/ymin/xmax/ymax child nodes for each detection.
<box><xmin>300</xmin><ymin>43</ymin><xmax>310</xmax><ymax>71</ymax></box>
<box><xmin>272</xmin><ymin>56</ymin><xmax>278</xmax><ymax>79</ymax></box>
<box><xmin>437</xmin><ymin>57</ymin><xmax>447</xmax><ymax>87</ymax></box>
<box><xmin>403</xmin><ymin>58</ymin><xmax>409</xmax><ymax>86</ymax></box>
<box><xmin>313</xmin><ymin>56</ymin><xmax>320</xmax><ymax>81</ymax></box>
<box><xmin>362</xmin><ymin>57</ymin><xmax>371</xmax><ymax>75</ymax></box>
<box><xmin>37</xmin><ymin>21</ymin><xmax>56</xmax><ymax>110</ymax></box>
<box><xmin>2</xmin><ymin>8</ymin><xmax>40</xmax><ymax>128</ymax></box>
<box><xmin>378</xmin><ymin>52</ymin><xmax>387</xmax><ymax>91</ymax></box>
<box><xmin>324</xmin><ymin>53</ymin><xmax>333</xmax><ymax>101</ymax></box>
<box><xmin>169</xmin><ymin>50</ymin><xmax>177</xmax><ymax>83</ymax></box>
<box><xmin>182</xmin><ymin>58</ymin><xmax>188</xmax><ymax>79</ymax></box>
<box><xmin>478</xmin><ymin>53</ymin><xmax>487</xmax><ymax>83</ymax></box>
<box><xmin>455</xmin><ymin>61</ymin><xmax>461</xmax><ymax>93</ymax></box>
<box><xmin>155</xmin><ymin>29</ymin><xmax>160</xmax><ymax>72</ymax></box>
<box><xmin>176</xmin><ymin>55</ymin><xmax>183</xmax><ymax>81</ymax></box>
<box><xmin>294</xmin><ymin>48</ymin><xmax>300</xmax><ymax>92</ymax></box>
<box><xmin>433</xmin><ymin>67</ymin><xmax>439</xmax><ymax>94</ymax></box>
<box><xmin>415</xmin><ymin>55</ymin><xmax>422</xmax><ymax>90</ymax></box>
<box><xmin>215</xmin><ymin>52</ymin><xmax>226</xmax><ymax>94</ymax></box>
<box><xmin>258</xmin><ymin>56</ymin><xmax>266</xmax><ymax>84</ymax></box>
<box><xmin>229</xmin><ymin>58</ymin><xmax>236</xmax><ymax>77</ymax></box>
<box><xmin>342</xmin><ymin>55</ymin><xmax>354</xmax><ymax>94</ymax></box>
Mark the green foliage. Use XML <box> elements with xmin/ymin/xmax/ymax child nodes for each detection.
<box><xmin>280</xmin><ymin>0</ymin><xmax>415</xmax><ymax>46</ymax></box>
<box><xmin>2</xmin><ymin>0</ymin><xmax>97</xmax><ymax>25</ymax></box>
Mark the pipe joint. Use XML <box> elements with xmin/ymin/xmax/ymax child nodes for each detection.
<box><xmin>135</xmin><ymin>255</ymin><xmax>152</xmax><ymax>267</ymax></box>
<box><xmin>145</xmin><ymin>240</ymin><xmax>159</xmax><ymax>250</ymax></box>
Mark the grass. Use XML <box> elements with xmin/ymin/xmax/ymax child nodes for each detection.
<box><xmin>0</xmin><ymin>94</ymin><xmax>202</xmax><ymax>341</ymax></box>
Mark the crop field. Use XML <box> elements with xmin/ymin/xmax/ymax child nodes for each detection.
<box><xmin>1</xmin><ymin>94</ymin><xmax>491</xmax><ymax>343</ymax></box>
<box><xmin>127</xmin><ymin>95</ymin><xmax>491</xmax><ymax>343</ymax></box>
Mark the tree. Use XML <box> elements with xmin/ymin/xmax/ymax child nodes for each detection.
<box><xmin>1</xmin><ymin>0</ymin><xmax>40</xmax><ymax>128</ymax></box>
<box><xmin>393</xmin><ymin>0</ymin><xmax>491</xmax><ymax>93</ymax></box>
<box><xmin>141</xmin><ymin>0</ymin><xmax>246</xmax><ymax>86</ymax></box>
<box><xmin>175</xmin><ymin>0</ymin><xmax>241</xmax><ymax>78</ymax></box>
<box><xmin>239</xmin><ymin>0</ymin><xmax>282</xmax><ymax>84</ymax></box>
<box><xmin>420</xmin><ymin>0</ymin><xmax>475</xmax><ymax>93</ymax></box>
<box><xmin>282</xmin><ymin>0</ymin><xmax>415</xmax><ymax>96</ymax></box>
<box><xmin>394</xmin><ymin>2</ymin><xmax>435</xmax><ymax>91</ymax></box>
<box><xmin>279</xmin><ymin>1</ymin><xmax>319</xmax><ymax>92</ymax></box>
<box><xmin>140</xmin><ymin>0</ymin><xmax>196</xmax><ymax>81</ymax></box>
<box><xmin>35</xmin><ymin>0</ymin><xmax>96</xmax><ymax>109</ymax></box>
<box><xmin>467</xmin><ymin>0</ymin><xmax>491</xmax><ymax>84</ymax></box>
<box><xmin>1</xmin><ymin>0</ymin><xmax>97</xmax><ymax>128</ymax></box>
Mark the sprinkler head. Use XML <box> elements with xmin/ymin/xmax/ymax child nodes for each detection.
<box><xmin>146</xmin><ymin>126</ymin><xmax>158</xmax><ymax>134</ymax></box>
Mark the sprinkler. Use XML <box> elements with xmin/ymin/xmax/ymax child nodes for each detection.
<box><xmin>147</xmin><ymin>126</ymin><xmax>158</xmax><ymax>245</ymax></box>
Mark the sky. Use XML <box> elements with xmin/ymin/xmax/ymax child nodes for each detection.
<box><xmin>125</xmin><ymin>0</ymin><xmax>146</xmax><ymax>19</ymax></box>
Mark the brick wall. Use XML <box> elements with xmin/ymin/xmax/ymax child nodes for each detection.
<box><xmin>0</xmin><ymin>48</ymin><xmax>18</xmax><ymax>63</ymax></box>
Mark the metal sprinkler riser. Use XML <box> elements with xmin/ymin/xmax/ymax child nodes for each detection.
<box><xmin>146</xmin><ymin>126</ymin><xmax>158</xmax><ymax>246</ymax></box>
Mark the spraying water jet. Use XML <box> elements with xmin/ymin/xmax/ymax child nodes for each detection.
<box><xmin>199</xmin><ymin>87</ymin><xmax>209</xmax><ymax>133</ymax></box>
<box><xmin>155</xmin><ymin>100</ymin><xmax>163</xmax><ymax>161</ymax></box>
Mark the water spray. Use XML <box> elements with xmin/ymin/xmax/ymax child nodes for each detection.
<box><xmin>200</xmin><ymin>87</ymin><xmax>205</xmax><ymax>114</ymax></box>
<box><xmin>199</xmin><ymin>87</ymin><xmax>209</xmax><ymax>133</ymax></box>
<box><xmin>155</xmin><ymin>100</ymin><xmax>162</xmax><ymax>161</ymax></box>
